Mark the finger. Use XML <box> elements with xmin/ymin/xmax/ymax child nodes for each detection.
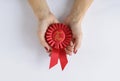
<box><xmin>38</xmin><ymin>33</ymin><xmax>51</xmax><ymax>52</ymax></box>
<box><xmin>73</xmin><ymin>35</ymin><xmax>82</xmax><ymax>54</ymax></box>
<box><xmin>69</xmin><ymin>41</ymin><xmax>74</xmax><ymax>46</ymax></box>
<box><xmin>66</xmin><ymin>41</ymin><xmax>74</xmax><ymax>51</ymax></box>
<box><xmin>44</xmin><ymin>47</ymin><xmax>51</xmax><ymax>53</ymax></box>
<box><xmin>65</xmin><ymin>48</ymin><xmax>72</xmax><ymax>56</ymax></box>
<box><xmin>66</xmin><ymin>46</ymin><xmax>73</xmax><ymax>52</ymax></box>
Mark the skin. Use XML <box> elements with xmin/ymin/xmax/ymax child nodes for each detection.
<box><xmin>28</xmin><ymin>0</ymin><xmax>93</xmax><ymax>55</ymax></box>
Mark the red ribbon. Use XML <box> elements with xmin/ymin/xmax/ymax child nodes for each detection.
<box><xmin>45</xmin><ymin>23</ymin><xmax>72</xmax><ymax>70</ymax></box>
<box><xmin>49</xmin><ymin>48</ymin><xmax>68</xmax><ymax>70</ymax></box>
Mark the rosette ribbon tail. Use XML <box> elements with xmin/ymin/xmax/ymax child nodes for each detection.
<box><xmin>49</xmin><ymin>48</ymin><xmax>68</xmax><ymax>70</ymax></box>
<box><xmin>49</xmin><ymin>48</ymin><xmax>59</xmax><ymax>69</ymax></box>
<box><xmin>59</xmin><ymin>49</ymin><xmax>68</xmax><ymax>70</ymax></box>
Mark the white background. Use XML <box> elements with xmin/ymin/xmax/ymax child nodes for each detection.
<box><xmin>0</xmin><ymin>0</ymin><xmax>120</xmax><ymax>81</ymax></box>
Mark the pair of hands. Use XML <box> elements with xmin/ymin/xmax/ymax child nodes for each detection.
<box><xmin>38</xmin><ymin>12</ymin><xmax>82</xmax><ymax>55</ymax></box>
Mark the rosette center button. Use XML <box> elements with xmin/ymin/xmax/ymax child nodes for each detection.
<box><xmin>52</xmin><ymin>30</ymin><xmax>65</xmax><ymax>43</ymax></box>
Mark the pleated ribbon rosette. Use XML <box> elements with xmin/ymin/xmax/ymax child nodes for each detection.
<box><xmin>45</xmin><ymin>23</ymin><xmax>72</xmax><ymax>70</ymax></box>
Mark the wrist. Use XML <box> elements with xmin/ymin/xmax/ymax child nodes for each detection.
<box><xmin>66</xmin><ymin>14</ymin><xmax>82</xmax><ymax>26</ymax></box>
<box><xmin>36</xmin><ymin>9</ymin><xmax>51</xmax><ymax>20</ymax></box>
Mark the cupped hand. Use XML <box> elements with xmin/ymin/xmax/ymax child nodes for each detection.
<box><xmin>64</xmin><ymin>18</ymin><xmax>83</xmax><ymax>55</ymax></box>
<box><xmin>38</xmin><ymin>12</ymin><xmax>59</xmax><ymax>53</ymax></box>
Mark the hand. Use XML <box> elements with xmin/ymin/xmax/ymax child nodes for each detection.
<box><xmin>64</xmin><ymin>17</ymin><xmax>83</xmax><ymax>55</ymax></box>
<box><xmin>38</xmin><ymin>12</ymin><xmax>59</xmax><ymax>53</ymax></box>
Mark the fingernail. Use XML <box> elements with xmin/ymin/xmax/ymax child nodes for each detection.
<box><xmin>45</xmin><ymin>47</ymin><xmax>48</xmax><ymax>51</ymax></box>
<box><xmin>74</xmin><ymin>50</ymin><xmax>77</xmax><ymax>54</ymax></box>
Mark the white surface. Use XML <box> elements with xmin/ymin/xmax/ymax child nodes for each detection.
<box><xmin>0</xmin><ymin>0</ymin><xmax>120</xmax><ymax>81</ymax></box>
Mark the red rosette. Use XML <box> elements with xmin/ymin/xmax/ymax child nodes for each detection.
<box><xmin>45</xmin><ymin>23</ymin><xmax>72</xmax><ymax>49</ymax></box>
<box><xmin>45</xmin><ymin>23</ymin><xmax>72</xmax><ymax>70</ymax></box>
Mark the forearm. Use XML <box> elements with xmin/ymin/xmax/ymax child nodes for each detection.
<box><xmin>69</xmin><ymin>0</ymin><xmax>93</xmax><ymax>23</ymax></box>
<box><xmin>28</xmin><ymin>0</ymin><xmax>50</xmax><ymax>19</ymax></box>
